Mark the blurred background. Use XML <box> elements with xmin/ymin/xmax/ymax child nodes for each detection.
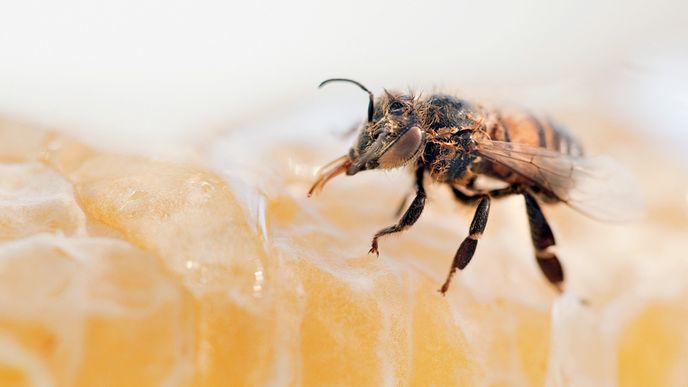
<box><xmin>0</xmin><ymin>2</ymin><xmax>687</xmax><ymax>385</ymax></box>
<box><xmin>0</xmin><ymin>0</ymin><xmax>686</xmax><ymax>158</ymax></box>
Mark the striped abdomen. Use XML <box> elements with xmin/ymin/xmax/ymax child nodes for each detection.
<box><xmin>487</xmin><ymin>109</ymin><xmax>584</xmax><ymax>157</ymax></box>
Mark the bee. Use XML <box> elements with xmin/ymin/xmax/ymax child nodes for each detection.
<box><xmin>308</xmin><ymin>78</ymin><xmax>644</xmax><ymax>295</ymax></box>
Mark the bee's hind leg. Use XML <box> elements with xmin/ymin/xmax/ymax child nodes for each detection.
<box><xmin>524</xmin><ymin>193</ymin><xmax>565</xmax><ymax>293</ymax></box>
<box><xmin>369</xmin><ymin>163</ymin><xmax>426</xmax><ymax>256</ymax></box>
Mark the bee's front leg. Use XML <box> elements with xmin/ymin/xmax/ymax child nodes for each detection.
<box><xmin>369</xmin><ymin>163</ymin><xmax>426</xmax><ymax>256</ymax></box>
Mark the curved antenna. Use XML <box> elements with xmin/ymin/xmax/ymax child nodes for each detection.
<box><xmin>319</xmin><ymin>78</ymin><xmax>374</xmax><ymax>122</ymax></box>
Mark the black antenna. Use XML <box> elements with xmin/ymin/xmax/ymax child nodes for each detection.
<box><xmin>319</xmin><ymin>78</ymin><xmax>374</xmax><ymax>123</ymax></box>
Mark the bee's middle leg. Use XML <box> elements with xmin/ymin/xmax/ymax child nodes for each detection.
<box><xmin>369</xmin><ymin>165</ymin><xmax>426</xmax><ymax>256</ymax></box>
<box><xmin>451</xmin><ymin>187</ymin><xmax>482</xmax><ymax>205</ymax></box>
<box><xmin>451</xmin><ymin>184</ymin><xmax>521</xmax><ymax>204</ymax></box>
<box><xmin>439</xmin><ymin>195</ymin><xmax>491</xmax><ymax>295</ymax></box>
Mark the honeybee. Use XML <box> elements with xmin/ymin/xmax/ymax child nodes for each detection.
<box><xmin>308</xmin><ymin>78</ymin><xmax>644</xmax><ymax>295</ymax></box>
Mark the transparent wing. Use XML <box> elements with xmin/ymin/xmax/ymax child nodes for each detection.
<box><xmin>475</xmin><ymin>139</ymin><xmax>646</xmax><ymax>221</ymax></box>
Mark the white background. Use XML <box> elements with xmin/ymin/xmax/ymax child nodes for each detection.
<box><xmin>0</xmin><ymin>0</ymin><xmax>686</xmax><ymax>157</ymax></box>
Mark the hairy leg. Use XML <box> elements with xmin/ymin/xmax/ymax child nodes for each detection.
<box><xmin>369</xmin><ymin>163</ymin><xmax>426</xmax><ymax>256</ymax></box>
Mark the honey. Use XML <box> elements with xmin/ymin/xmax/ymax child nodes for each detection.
<box><xmin>0</xmin><ymin>110</ymin><xmax>686</xmax><ymax>386</ymax></box>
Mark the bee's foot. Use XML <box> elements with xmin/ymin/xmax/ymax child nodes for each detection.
<box><xmin>368</xmin><ymin>239</ymin><xmax>380</xmax><ymax>257</ymax></box>
<box><xmin>438</xmin><ymin>283</ymin><xmax>450</xmax><ymax>296</ymax></box>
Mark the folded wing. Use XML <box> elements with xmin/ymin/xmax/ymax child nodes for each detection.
<box><xmin>475</xmin><ymin>139</ymin><xmax>645</xmax><ymax>221</ymax></box>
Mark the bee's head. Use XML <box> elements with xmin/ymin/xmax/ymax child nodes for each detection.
<box><xmin>320</xmin><ymin>79</ymin><xmax>425</xmax><ymax>175</ymax></box>
<box><xmin>349</xmin><ymin>90</ymin><xmax>426</xmax><ymax>174</ymax></box>
<box><xmin>308</xmin><ymin>79</ymin><xmax>426</xmax><ymax>197</ymax></box>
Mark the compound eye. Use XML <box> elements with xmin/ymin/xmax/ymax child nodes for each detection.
<box><xmin>389</xmin><ymin>101</ymin><xmax>404</xmax><ymax>114</ymax></box>
<box><xmin>377</xmin><ymin>126</ymin><xmax>423</xmax><ymax>168</ymax></box>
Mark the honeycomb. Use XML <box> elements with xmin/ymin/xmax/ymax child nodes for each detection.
<box><xmin>0</xmin><ymin>107</ymin><xmax>686</xmax><ymax>386</ymax></box>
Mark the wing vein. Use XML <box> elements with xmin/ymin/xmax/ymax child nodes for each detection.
<box><xmin>474</xmin><ymin>139</ymin><xmax>645</xmax><ymax>221</ymax></box>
